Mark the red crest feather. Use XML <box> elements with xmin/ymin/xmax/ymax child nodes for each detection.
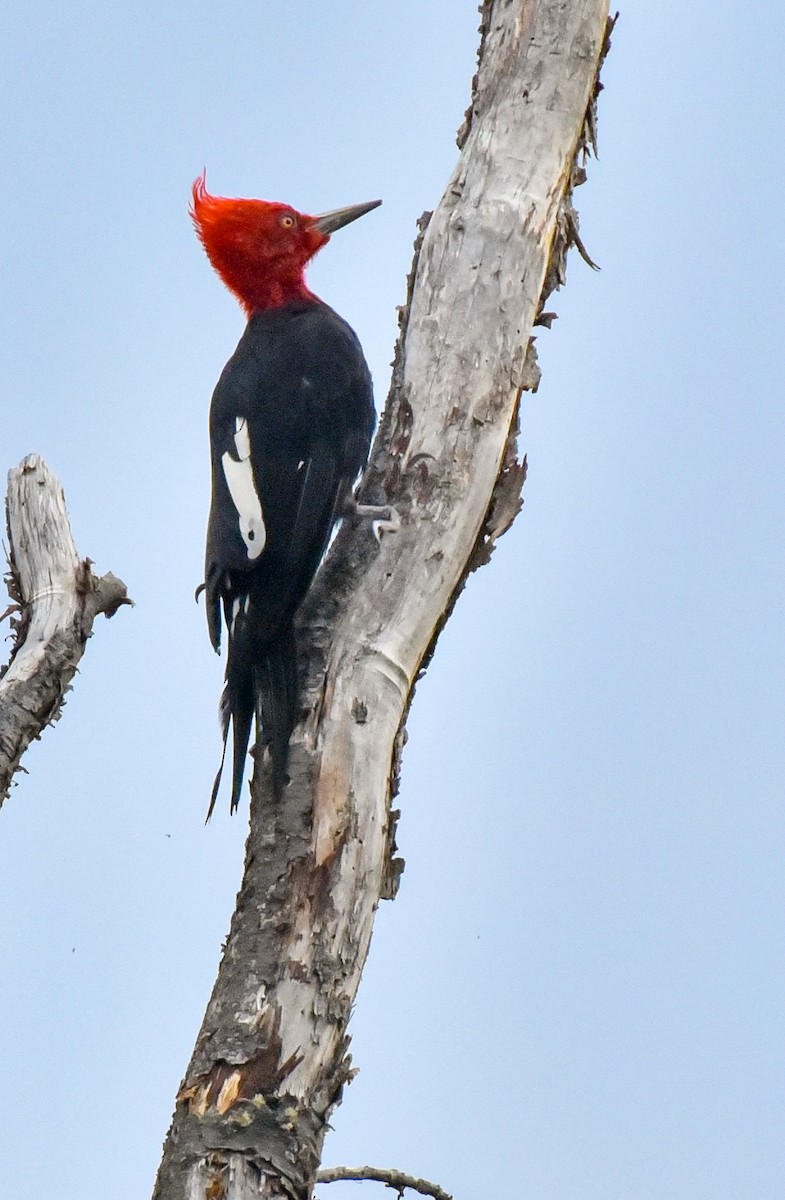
<box><xmin>190</xmin><ymin>172</ymin><xmax>325</xmax><ymax>315</ymax></box>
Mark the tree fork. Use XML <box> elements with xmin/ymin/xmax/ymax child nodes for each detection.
<box><xmin>154</xmin><ymin>3</ymin><xmax>614</xmax><ymax>1197</ymax></box>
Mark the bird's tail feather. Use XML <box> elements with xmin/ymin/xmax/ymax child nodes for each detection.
<box><xmin>207</xmin><ymin>613</ymin><xmax>298</xmax><ymax>817</ymax></box>
<box><xmin>206</xmin><ymin>722</ymin><xmax>228</xmax><ymax>823</ymax></box>
<box><xmin>229</xmin><ymin>674</ymin><xmax>255</xmax><ymax>814</ymax></box>
<box><xmin>206</xmin><ymin>664</ymin><xmax>254</xmax><ymax>819</ymax></box>
<box><xmin>255</xmin><ymin>621</ymin><xmax>299</xmax><ymax>798</ymax></box>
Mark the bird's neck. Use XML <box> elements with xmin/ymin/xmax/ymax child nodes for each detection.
<box><xmin>242</xmin><ymin>276</ymin><xmax>316</xmax><ymax>316</ymax></box>
<box><xmin>212</xmin><ymin>254</ymin><xmax>315</xmax><ymax>317</ymax></box>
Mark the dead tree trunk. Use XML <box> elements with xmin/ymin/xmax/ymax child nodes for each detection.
<box><xmin>154</xmin><ymin>3</ymin><xmax>613</xmax><ymax>1197</ymax></box>
<box><xmin>0</xmin><ymin>455</ymin><xmax>130</xmax><ymax>807</ymax></box>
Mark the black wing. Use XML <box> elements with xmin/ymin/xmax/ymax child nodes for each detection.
<box><xmin>204</xmin><ymin>299</ymin><xmax>375</xmax><ymax>650</ymax></box>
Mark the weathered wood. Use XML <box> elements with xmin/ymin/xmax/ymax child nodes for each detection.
<box><xmin>154</xmin><ymin>3</ymin><xmax>613</xmax><ymax>1197</ymax></box>
<box><xmin>0</xmin><ymin>455</ymin><xmax>131</xmax><ymax>806</ymax></box>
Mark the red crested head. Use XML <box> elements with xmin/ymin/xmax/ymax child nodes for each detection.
<box><xmin>190</xmin><ymin>172</ymin><xmax>381</xmax><ymax>316</ymax></box>
<box><xmin>190</xmin><ymin>173</ymin><xmax>324</xmax><ymax>315</ymax></box>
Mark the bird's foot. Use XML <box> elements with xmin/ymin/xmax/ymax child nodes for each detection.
<box><xmin>346</xmin><ymin>499</ymin><xmax>401</xmax><ymax>543</ymax></box>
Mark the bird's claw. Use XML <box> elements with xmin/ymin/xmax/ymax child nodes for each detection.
<box><xmin>371</xmin><ymin>509</ymin><xmax>401</xmax><ymax>543</ymax></box>
<box><xmin>348</xmin><ymin>500</ymin><xmax>401</xmax><ymax>542</ymax></box>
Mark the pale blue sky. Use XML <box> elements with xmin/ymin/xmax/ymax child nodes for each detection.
<box><xmin>1</xmin><ymin>3</ymin><xmax>784</xmax><ymax>1198</ymax></box>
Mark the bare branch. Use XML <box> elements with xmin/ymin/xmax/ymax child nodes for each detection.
<box><xmin>316</xmin><ymin>1165</ymin><xmax>453</xmax><ymax>1200</ymax></box>
<box><xmin>0</xmin><ymin>455</ymin><xmax>131</xmax><ymax>806</ymax></box>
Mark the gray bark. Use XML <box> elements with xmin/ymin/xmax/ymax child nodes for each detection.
<box><xmin>0</xmin><ymin>455</ymin><xmax>131</xmax><ymax>807</ymax></box>
<box><xmin>154</xmin><ymin>3</ymin><xmax>614</xmax><ymax>1197</ymax></box>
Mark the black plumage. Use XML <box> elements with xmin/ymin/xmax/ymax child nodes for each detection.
<box><xmin>203</xmin><ymin>299</ymin><xmax>375</xmax><ymax>815</ymax></box>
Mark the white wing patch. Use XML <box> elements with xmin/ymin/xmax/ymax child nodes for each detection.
<box><xmin>222</xmin><ymin>417</ymin><xmax>266</xmax><ymax>560</ymax></box>
<box><xmin>230</xmin><ymin>597</ymin><xmax>242</xmax><ymax>636</ymax></box>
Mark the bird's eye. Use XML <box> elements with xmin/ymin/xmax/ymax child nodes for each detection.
<box><xmin>280</xmin><ymin>214</ymin><xmax>296</xmax><ymax>229</ymax></box>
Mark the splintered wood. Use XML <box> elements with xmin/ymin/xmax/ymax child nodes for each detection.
<box><xmin>0</xmin><ymin>455</ymin><xmax>130</xmax><ymax>805</ymax></box>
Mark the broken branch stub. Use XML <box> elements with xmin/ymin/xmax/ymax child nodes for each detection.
<box><xmin>0</xmin><ymin>454</ymin><xmax>131</xmax><ymax>806</ymax></box>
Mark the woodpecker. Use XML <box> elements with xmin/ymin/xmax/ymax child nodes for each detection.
<box><xmin>191</xmin><ymin>174</ymin><xmax>380</xmax><ymax>816</ymax></box>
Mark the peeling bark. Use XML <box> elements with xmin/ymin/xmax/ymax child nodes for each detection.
<box><xmin>0</xmin><ymin>455</ymin><xmax>131</xmax><ymax>807</ymax></box>
<box><xmin>154</xmin><ymin>3</ymin><xmax>613</xmax><ymax>1197</ymax></box>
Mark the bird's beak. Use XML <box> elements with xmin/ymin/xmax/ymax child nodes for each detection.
<box><xmin>312</xmin><ymin>199</ymin><xmax>382</xmax><ymax>235</ymax></box>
